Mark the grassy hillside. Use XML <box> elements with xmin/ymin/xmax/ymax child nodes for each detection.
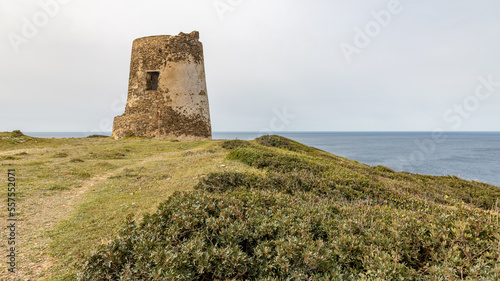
<box><xmin>0</xmin><ymin>132</ymin><xmax>499</xmax><ymax>280</ymax></box>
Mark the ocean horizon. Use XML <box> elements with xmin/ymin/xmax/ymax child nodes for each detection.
<box><xmin>23</xmin><ymin>131</ymin><xmax>500</xmax><ymax>187</ymax></box>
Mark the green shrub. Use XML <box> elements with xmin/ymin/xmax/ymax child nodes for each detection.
<box><xmin>227</xmin><ymin>148</ymin><xmax>325</xmax><ymax>174</ymax></box>
<box><xmin>374</xmin><ymin>165</ymin><xmax>395</xmax><ymax>173</ymax></box>
<box><xmin>87</xmin><ymin>135</ymin><xmax>109</xmax><ymax>138</ymax></box>
<box><xmin>50</xmin><ymin>185</ymin><xmax>70</xmax><ymax>191</ymax></box>
<box><xmin>78</xmin><ymin>137</ymin><xmax>500</xmax><ymax>280</ymax></box>
<box><xmin>88</xmin><ymin>150</ymin><xmax>126</xmax><ymax>160</ymax></box>
<box><xmin>195</xmin><ymin>171</ymin><xmax>383</xmax><ymax>200</ymax></box>
<box><xmin>53</xmin><ymin>152</ymin><xmax>69</xmax><ymax>158</ymax></box>
<box><xmin>221</xmin><ymin>139</ymin><xmax>248</xmax><ymax>150</ymax></box>
<box><xmin>70</xmin><ymin>170</ymin><xmax>92</xmax><ymax>179</ymax></box>
<box><xmin>256</xmin><ymin>135</ymin><xmax>317</xmax><ymax>154</ymax></box>
<box><xmin>195</xmin><ymin>172</ymin><xmax>259</xmax><ymax>193</ymax></box>
<box><xmin>11</xmin><ymin>130</ymin><xmax>24</xmax><ymax>137</ymax></box>
<box><xmin>79</xmin><ymin>189</ymin><xmax>500</xmax><ymax>280</ymax></box>
<box><xmin>256</xmin><ymin>134</ymin><xmax>292</xmax><ymax>149</ymax></box>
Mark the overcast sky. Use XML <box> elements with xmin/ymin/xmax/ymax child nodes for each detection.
<box><xmin>1</xmin><ymin>0</ymin><xmax>499</xmax><ymax>133</ymax></box>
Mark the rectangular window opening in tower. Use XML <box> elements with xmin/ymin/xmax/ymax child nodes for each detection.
<box><xmin>146</xmin><ymin>71</ymin><xmax>160</xmax><ymax>90</ymax></box>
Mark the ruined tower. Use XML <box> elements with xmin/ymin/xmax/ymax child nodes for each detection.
<box><xmin>112</xmin><ymin>31</ymin><xmax>212</xmax><ymax>140</ymax></box>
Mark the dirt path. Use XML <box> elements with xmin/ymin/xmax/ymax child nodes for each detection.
<box><xmin>0</xmin><ymin>151</ymin><xmax>178</xmax><ymax>280</ymax></box>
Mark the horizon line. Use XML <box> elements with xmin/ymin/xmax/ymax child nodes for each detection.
<box><xmin>20</xmin><ymin>130</ymin><xmax>500</xmax><ymax>133</ymax></box>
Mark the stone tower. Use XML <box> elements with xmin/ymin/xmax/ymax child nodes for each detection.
<box><xmin>112</xmin><ymin>31</ymin><xmax>212</xmax><ymax>140</ymax></box>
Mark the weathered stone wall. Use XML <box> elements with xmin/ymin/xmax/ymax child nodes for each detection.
<box><xmin>112</xmin><ymin>31</ymin><xmax>212</xmax><ymax>140</ymax></box>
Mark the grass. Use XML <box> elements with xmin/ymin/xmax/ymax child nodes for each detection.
<box><xmin>0</xmin><ymin>131</ymin><xmax>498</xmax><ymax>280</ymax></box>
<box><xmin>0</xmin><ymin>131</ymin><xmax>254</xmax><ymax>280</ymax></box>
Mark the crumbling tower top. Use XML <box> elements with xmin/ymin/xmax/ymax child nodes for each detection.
<box><xmin>112</xmin><ymin>31</ymin><xmax>212</xmax><ymax>140</ymax></box>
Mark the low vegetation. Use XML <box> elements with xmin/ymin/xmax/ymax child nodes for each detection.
<box><xmin>1</xmin><ymin>131</ymin><xmax>498</xmax><ymax>280</ymax></box>
<box><xmin>78</xmin><ymin>136</ymin><xmax>500</xmax><ymax>280</ymax></box>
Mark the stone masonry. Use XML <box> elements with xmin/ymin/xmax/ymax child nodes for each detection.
<box><xmin>112</xmin><ymin>31</ymin><xmax>212</xmax><ymax>140</ymax></box>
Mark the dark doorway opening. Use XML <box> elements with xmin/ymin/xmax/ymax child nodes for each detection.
<box><xmin>146</xmin><ymin>72</ymin><xmax>159</xmax><ymax>90</ymax></box>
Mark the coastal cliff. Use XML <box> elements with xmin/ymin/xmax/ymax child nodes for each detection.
<box><xmin>0</xmin><ymin>132</ymin><xmax>498</xmax><ymax>280</ymax></box>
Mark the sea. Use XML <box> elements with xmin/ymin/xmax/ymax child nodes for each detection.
<box><xmin>24</xmin><ymin>131</ymin><xmax>500</xmax><ymax>187</ymax></box>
